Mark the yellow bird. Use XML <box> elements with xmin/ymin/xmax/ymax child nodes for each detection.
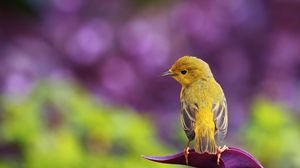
<box><xmin>162</xmin><ymin>56</ymin><xmax>228</xmax><ymax>165</ymax></box>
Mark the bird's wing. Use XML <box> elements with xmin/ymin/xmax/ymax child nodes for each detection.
<box><xmin>212</xmin><ymin>96</ymin><xmax>228</xmax><ymax>143</ymax></box>
<box><xmin>180</xmin><ymin>100</ymin><xmax>197</xmax><ymax>141</ymax></box>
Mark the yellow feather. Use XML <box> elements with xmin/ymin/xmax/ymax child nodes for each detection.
<box><xmin>165</xmin><ymin>56</ymin><xmax>228</xmax><ymax>154</ymax></box>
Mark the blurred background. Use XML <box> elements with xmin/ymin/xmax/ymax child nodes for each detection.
<box><xmin>0</xmin><ymin>0</ymin><xmax>300</xmax><ymax>167</ymax></box>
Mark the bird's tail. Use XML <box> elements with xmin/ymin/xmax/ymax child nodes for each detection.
<box><xmin>194</xmin><ymin>126</ymin><xmax>217</xmax><ymax>154</ymax></box>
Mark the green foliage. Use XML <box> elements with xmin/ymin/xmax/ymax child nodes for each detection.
<box><xmin>0</xmin><ymin>80</ymin><xmax>175</xmax><ymax>168</ymax></box>
<box><xmin>243</xmin><ymin>98</ymin><xmax>300</xmax><ymax>168</ymax></box>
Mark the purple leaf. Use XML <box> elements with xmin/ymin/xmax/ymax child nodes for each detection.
<box><xmin>143</xmin><ymin>147</ymin><xmax>263</xmax><ymax>168</ymax></box>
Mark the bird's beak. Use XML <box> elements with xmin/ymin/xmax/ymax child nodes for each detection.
<box><xmin>161</xmin><ymin>70</ymin><xmax>174</xmax><ymax>77</ymax></box>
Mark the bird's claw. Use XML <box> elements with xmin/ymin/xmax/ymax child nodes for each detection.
<box><xmin>184</xmin><ymin>147</ymin><xmax>190</xmax><ymax>165</ymax></box>
<box><xmin>216</xmin><ymin>145</ymin><xmax>228</xmax><ymax>165</ymax></box>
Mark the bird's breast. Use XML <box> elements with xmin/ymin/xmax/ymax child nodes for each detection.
<box><xmin>181</xmin><ymin>83</ymin><xmax>215</xmax><ymax>126</ymax></box>
<box><xmin>181</xmin><ymin>84</ymin><xmax>210</xmax><ymax>108</ymax></box>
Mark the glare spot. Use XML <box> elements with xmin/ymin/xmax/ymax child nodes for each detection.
<box><xmin>120</xmin><ymin>19</ymin><xmax>170</xmax><ymax>70</ymax></box>
<box><xmin>65</xmin><ymin>19</ymin><xmax>113</xmax><ymax>65</ymax></box>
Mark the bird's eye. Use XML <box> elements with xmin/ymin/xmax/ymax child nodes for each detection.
<box><xmin>181</xmin><ymin>70</ymin><xmax>187</xmax><ymax>75</ymax></box>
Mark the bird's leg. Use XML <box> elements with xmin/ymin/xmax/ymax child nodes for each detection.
<box><xmin>216</xmin><ymin>145</ymin><xmax>228</xmax><ymax>165</ymax></box>
<box><xmin>184</xmin><ymin>140</ymin><xmax>191</xmax><ymax>165</ymax></box>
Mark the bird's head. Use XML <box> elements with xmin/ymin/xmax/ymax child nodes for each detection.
<box><xmin>162</xmin><ymin>56</ymin><xmax>212</xmax><ymax>86</ymax></box>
